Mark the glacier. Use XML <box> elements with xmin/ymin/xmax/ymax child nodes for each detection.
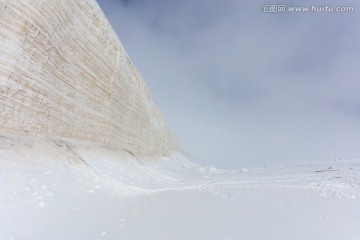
<box><xmin>0</xmin><ymin>0</ymin><xmax>360</xmax><ymax>239</ymax></box>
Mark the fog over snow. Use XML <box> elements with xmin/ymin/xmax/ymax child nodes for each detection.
<box><xmin>97</xmin><ymin>0</ymin><xmax>360</xmax><ymax>167</ymax></box>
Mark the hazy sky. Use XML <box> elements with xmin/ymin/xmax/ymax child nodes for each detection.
<box><xmin>96</xmin><ymin>0</ymin><xmax>360</xmax><ymax>167</ymax></box>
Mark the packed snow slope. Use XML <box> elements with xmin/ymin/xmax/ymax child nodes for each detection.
<box><xmin>1</xmin><ymin>135</ymin><xmax>360</xmax><ymax>240</ymax></box>
<box><xmin>0</xmin><ymin>0</ymin><xmax>178</xmax><ymax>157</ymax></box>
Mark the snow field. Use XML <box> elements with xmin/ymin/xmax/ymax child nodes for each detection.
<box><xmin>1</xmin><ymin>134</ymin><xmax>360</xmax><ymax>240</ymax></box>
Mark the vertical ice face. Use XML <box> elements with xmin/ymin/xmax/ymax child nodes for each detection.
<box><xmin>0</xmin><ymin>0</ymin><xmax>178</xmax><ymax>157</ymax></box>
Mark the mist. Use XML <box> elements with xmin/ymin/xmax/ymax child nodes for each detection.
<box><xmin>96</xmin><ymin>0</ymin><xmax>360</xmax><ymax>167</ymax></box>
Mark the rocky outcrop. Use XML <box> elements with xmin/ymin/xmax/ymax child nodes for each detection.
<box><xmin>0</xmin><ymin>0</ymin><xmax>178</xmax><ymax>157</ymax></box>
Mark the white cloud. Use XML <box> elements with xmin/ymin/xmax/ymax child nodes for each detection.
<box><xmin>97</xmin><ymin>0</ymin><xmax>360</xmax><ymax>167</ymax></box>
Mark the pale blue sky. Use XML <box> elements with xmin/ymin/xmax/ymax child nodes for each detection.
<box><xmin>97</xmin><ymin>0</ymin><xmax>360</xmax><ymax>167</ymax></box>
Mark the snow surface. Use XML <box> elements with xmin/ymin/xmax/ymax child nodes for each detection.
<box><xmin>1</xmin><ymin>135</ymin><xmax>360</xmax><ymax>240</ymax></box>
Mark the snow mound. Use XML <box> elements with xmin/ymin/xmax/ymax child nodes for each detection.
<box><xmin>197</xmin><ymin>165</ymin><xmax>219</xmax><ymax>173</ymax></box>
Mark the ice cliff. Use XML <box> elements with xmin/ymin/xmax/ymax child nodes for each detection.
<box><xmin>0</xmin><ymin>0</ymin><xmax>178</xmax><ymax>157</ymax></box>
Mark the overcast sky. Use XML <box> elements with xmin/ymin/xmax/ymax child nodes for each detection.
<box><xmin>96</xmin><ymin>0</ymin><xmax>360</xmax><ymax>167</ymax></box>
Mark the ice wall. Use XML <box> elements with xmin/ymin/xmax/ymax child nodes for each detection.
<box><xmin>0</xmin><ymin>0</ymin><xmax>178</xmax><ymax>157</ymax></box>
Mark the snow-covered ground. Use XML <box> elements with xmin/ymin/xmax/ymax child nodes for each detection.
<box><xmin>1</xmin><ymin>134</ymin><xmax>360</xmax><ymax>240</ymax></box>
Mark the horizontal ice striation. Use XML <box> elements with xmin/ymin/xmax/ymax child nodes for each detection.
<box><xmin>0</xmin><ymin>0</ymin><xmax>178</xmax><ymax>156</ymax></box>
